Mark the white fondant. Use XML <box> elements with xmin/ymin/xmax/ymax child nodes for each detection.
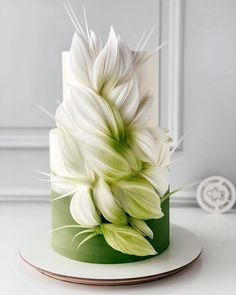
<box><xmin>136</xmin><ymin>52</ymin><xmax>159</xmax><ymax>127</ymax></box>
<box><xmin>49</xmin><ymin>128</ymin><xmax>69</xmax><ymax>178</ymax></box>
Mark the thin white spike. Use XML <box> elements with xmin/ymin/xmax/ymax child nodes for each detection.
<box><xmin>38</xmin><ymin>178</ymin><xmax>51</xmax><ymax>183</ymax></box>
<box><xmin>135</xmin><ymin>31</ymin><xmax>147</xmax><ymax>52</ymax></box>
<box><xmin>134</xmin><ymin>41</ymin><xmax>168</xmax><ymax>69</ymax></box>
<box><xmin>82</xmin><ymin>6</ymin><xmax>90</xmax><ymax>39</ymax></box>
<box><xmin>165</xmin><ymin>180</ymin><xmax>201</xmax><ymax>203</ymax></box>
<box><xmin>139</xmin><ymin>26</ymin><xmax>155</xmax><ymax>51</ymax></box>
<box><xmin>152</xmin><ymin>40</ymin><xmax>168</xmax><ymax>53</ymax></box>
<box><xmin>64</xmin><ymin>3</ymin><xmax>85</xmax><ymax>37</ymax></box>
<box><xmin>170</xmin><ymin>135</ymin><xmax>185</xmax><ymax>156</ymax></box>
<box><xmin>34</xmin><ymin>170</ymin><xmax>51</xmax><ymax>178</ymax></box>
<box><xmin>71</xmin><ymin>228</ymin><xmax>95</xmax><ymax>244</ymax></box>
<box><xmin>37</xmin><ymin>105</ymin><xmax>55</xmax><ymax>121</ymax></box>
<box><xmin>52</xmin><ymin>189</ymin><xmax>78</xmax><ymax>202</ymax></box>
<box><xmin>181</xmin><ymin>180</ymin><xmax>202</xmax><ymax>190</ymax></box>
<box><xmin>66</xmin><ymin>2</ymin><xmax>86</xmax><ymax>37</ymax></box>
<box><xmin>64</xmin><ymin>3</ymin><xmax>81</xmax><ymax>35</ymax></box>
<box><xmin>68</xmin><ymin>3</ymin><xmax>86</xmax><ymax>36</ymax></box>
<box><xmin>51</xmin><ymin>224</ymin><xmax>84</xmax><ymax>233</ymax></box>
<box><xmin>77</xmin><ymin>232</ymin><xmax>98</xmax><ymax>249</ymax></box>
<box><xmin>170</xmin><ymin>158</ymin><xmax>179</xmax><ymax>165</ymax></box>
<box><xmin>133</xmin><ymin>30</ymin><xmax>147</xmax><ymax>61</ymax></box>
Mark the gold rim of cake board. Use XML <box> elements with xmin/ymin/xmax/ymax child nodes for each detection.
<box><xmin>19</xmin><ymin>251</ymin><xmax>202</xmax><ymax>286</ymax></box>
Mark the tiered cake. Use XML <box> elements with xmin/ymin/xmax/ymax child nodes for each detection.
<box><xmin>50</xmin><ymin>25</ymin><xmax>171</xmax><ymax>264</ymax></box>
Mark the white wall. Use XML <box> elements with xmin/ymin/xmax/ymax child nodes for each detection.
<box><xmin>171</xmin><ymin>0</ymin><xmax>236</xmax><ymax>198</ymax></box>
<box><xmin>0</xmin><ymin>0</ymin><xmax>160</xmax><ymax>200</ymax></box>
<box><xmin>0</xmin><ymin>0</ymin><xmax>235</xmax><ymax>203</ymax></box>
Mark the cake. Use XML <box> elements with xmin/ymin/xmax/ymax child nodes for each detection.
<box><xmin>50</xmin><ymin>15</ymin><xmax>171</xmax><ymax>264</ymax></box>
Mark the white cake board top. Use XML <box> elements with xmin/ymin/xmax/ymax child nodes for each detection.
<box><xmin>19</xmin><ymin>224</ymin><xmax>202</xmax><ymax>286</ymax></box>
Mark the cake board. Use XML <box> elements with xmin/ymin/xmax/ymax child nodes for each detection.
<box><xmin>18</xmin><ymin>224</ymin><xmax>202</xmax><ymax>286</ymax></box>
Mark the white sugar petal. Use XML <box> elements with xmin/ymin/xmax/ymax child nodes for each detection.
<box><xmin>129</xmin><ymin>94</ymin><xmax>153</xmax><ymax>128</ymax></box>
<box><xmin>156</xmin><ymin>142</ymin><xmax>171</xmax><ymax>167</ymax></box>
<box><xmin>89</xmin><ymin>30</ymin><xmax>102</xmax><ymax>59</ymax></box>
<box><xmin>130</xmin><ymin>128</ymin><xmax>157</xmax><ymax>163</ymax></box>
<box><xmin>92</xmin><ymin>27</ymin><xmax>118</xmax><ymax>93</ymax></box>
<box><xmin>60</xmin><ymin>85</ymin><xmax>124</xmax><ymax>141</ymax></box>
<box><xmin>93</xmin><ymin>178</ymin><xmax>127</xmax><ymax>225</ymax></box>
<box><xmin>70</xmin><ymin>186</ymin><xmax>101</xmax><ymax>228</ymax></box>
<box><xmin>141</xmin><ymin>165</ymin><xmax>169</xmax><ymax>197</ymax></box>
<box><xmin>92</xmin><ymin>27</ymin><xmax>133</xmax><ymax>95</ymax></box>
<box><xmin>108</xmin><ymin>76</ymin><xmax>139</xmax><ymax>123</ymax></box>
<box><xmin>70</xmin><ymin>32</ymin><xmax>92</xmax><ymax>87</ymax></box>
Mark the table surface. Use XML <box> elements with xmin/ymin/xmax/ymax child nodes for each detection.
<box><xmin>0</xmin><ymin>202</ymin><xmax>235</xmax><ymax>295</ymax></box>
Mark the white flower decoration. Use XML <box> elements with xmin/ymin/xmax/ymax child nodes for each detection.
<box><xmin>52</xmin><ymin>16</ymin><xmax>171</xmax><ymax>256</ymax></box>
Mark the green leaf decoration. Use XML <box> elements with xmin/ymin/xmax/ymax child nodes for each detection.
<box><xmin>128</xmin><ymin>217</ymin><xmax>153</xmax><ymax>239</ymax></box>
<box><xmin>102</xmin><ymin>223</ymin><xmax>157</xmax><ymax>256</ymax></box>
<box><xmin>93</xmin><ymin>178</ymin><xmax>127</xmax><ymax>225</ymax></box>
<box><xmin>111</xmin><ymin>176</ymin><xmax>163</xmax><ymax>220</ymax></box>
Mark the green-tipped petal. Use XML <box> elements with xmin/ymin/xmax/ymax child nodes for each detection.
<box><xmin>128</xmin><ymin>217</ymin><xmax>153</xmax><ymax>239</ymax></box>
<box><xmin>112</xmin><ymin>177</ymin><xmax>163</xmax><ymax>220</ymax></box>
<box><xmin>83</xmin><ymin>135</ymin><xmax>141</xmax><ymax>181</ymax></box>
<box><xmin>93</xmin><ymin>178</ymin><xmax>127</xmax><ymax>224</ymax></box>
<box><xmin>108</xmin><ymin>76</ymin><xmax>139</xmax><ymax>124</ymax></box>
<box><xmin>102</xmin><ymin>224</ymin><xmax>157</xmax><ymax>256</ymax></box>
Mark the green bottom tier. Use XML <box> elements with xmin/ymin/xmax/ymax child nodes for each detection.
<box><xmin>52</xmin><ymin>192</ymin><xmax>170</xmax><ymax>264</ymax></box>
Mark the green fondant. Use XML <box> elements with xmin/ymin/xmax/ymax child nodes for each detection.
<box><xmin>51</xmin><ymin>191</ymin><xmax>170</xmax><ymax>264</ymax></box>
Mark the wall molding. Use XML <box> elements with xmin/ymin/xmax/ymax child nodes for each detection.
<box><xmin>160</xmin><ymin>0</ymin><xmax>185</xmax><ymax>150</ymax></box>
<box><xmin>0</xmin><ymin>134</ymin><xmax>49</xmax><ymax>149</ymax></box>
<box><xmin>0</xmin><ymin>189</ymin><xmax>50</xmax><ymax>202</ymax></box>
<box><xmin>0</xmin><ymin>127</ymin><xmax>50</xmax><ymax>149</ymax></box>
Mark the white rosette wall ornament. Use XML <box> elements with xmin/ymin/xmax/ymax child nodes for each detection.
<box><xmin>53</xmin><ymin>19</ymin><xmax>171</xmax><ymax>256</ymax></box>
